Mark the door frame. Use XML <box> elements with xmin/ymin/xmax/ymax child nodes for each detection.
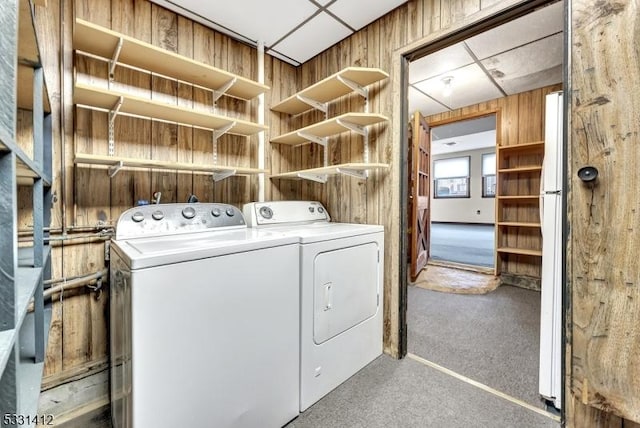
<box><xmin>426</xmin><ymin>110</ymin><xmax>501</xmax><ymax>275</ymax></box>
<box><xmin>392</xmin><ymin>0</ymin><xmax>567</xmax><ymax>417</ymax></box>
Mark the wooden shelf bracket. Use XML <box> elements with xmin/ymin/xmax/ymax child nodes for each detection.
<box><xmin>108</xmin><ymin>37</ymin><xmax>124</xmax><ymax>81</ymax></box>
<box><xmin>108</xmin><ymin>160</ymin><xmax>124</xmax><ymax>178</ymax></box>
<box><xmin>213</xmin><ymin>77</ymin><xmax>237</xmax><ymax>103</ymax></box>
<box><xmin>296</xmin><ymin>94</ymin><xmax>328</xmax><ymax>114</ymax></box>
<box><xmin>108</xmin><ymin>96</ymin><xmax>124</xmax><ymax>156</ymax></box>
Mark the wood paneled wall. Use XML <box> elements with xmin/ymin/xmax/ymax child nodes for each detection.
<box><xmin>29</xmin><ymin>0</ymin><xmax>640</xmax><ymax>425</ymax></box>
<box><xmin>569</xmin><ymin>0</ymin><xmax>640</xmax><ymax>423</ymax></box>
<box><xmin>426</xmin><ymin>83</ymin><xmax>561</xmax><ymax>279</ymax></box>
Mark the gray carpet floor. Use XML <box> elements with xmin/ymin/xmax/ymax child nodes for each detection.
<box><xmin>288</xmin><ymin>355</ymin><xmax>557</xmax><ymax>428</ymax></box>
<box><xmin>430</xmin><ymin>223</ymin><xmax>494</xmax><ymax>267</ymax></box>
<box><xmin>408</xmin><ymin>285</ymin><xmax>543</xmax><ymax>409</ymax></box>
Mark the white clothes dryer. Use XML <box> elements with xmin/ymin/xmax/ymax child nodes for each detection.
<box><xmin>243</xmin><ymin>201</ymin><xmax>384</xmax><ymax>411</ymax></box>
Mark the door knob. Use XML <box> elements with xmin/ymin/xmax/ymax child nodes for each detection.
<box><xmin>577</xmin><ymin>166</ymin><xmax>598</xmax><ymax>183</ymax></box>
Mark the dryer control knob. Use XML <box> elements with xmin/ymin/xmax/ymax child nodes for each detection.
<box><xmin>318</xmin><ymin>207</ymin><xmax>325</xmax><ymax>214</ymax></box>
<box><xmin>308</xmin><ymin>206</ymin><xmax>315</xmax><ymax>213</ymax></box>
<box><xmin>131</xmin><ymin>212</ymin><xmax>145</xmax><ymax>222</ymax></box>
<box><xmin>211</xmin><ymin>208</ymin><xmax>221</xmax><ymax>217</ymax></box>
<box><xmin>152</xmin><ymin>210</ymin><xmax>164</xmax><ymax>221</ymax></box>
<box><xmin>226</xmin><ymin>208</ymin><xmax>235</xmax><ymax>217</ymax></box>
<box><xmin>259</xmin><ymin>206</ymin><xmax>273</xmax><ymax>219</ymax></box>
<box><xmin>182</xmin><ymin>206</ymin><xmax>196</xmax><ymax>219</ymax></box>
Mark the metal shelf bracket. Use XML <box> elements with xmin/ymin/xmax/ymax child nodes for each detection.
<box><xmin>108</xmin><ymin>96</ymin><xmax>124</xmax><ymax>156</ymax></box>
<box><xmin>212</xmin><ymin>169</ymin><xmax>237</xmax><ymax>182</ymax></box>
<box><xmin>336</xmin><ymin>75</ymin><xmax>369</xmax><ymax>99</ymax></box>
<box><xmin>336</xmin><ymin>118</ymin><xmax>366</xmax><ymax>136</ymax></box>
<box><xmin>296</xmin><ymin>94</ymin><xmax>328</xmax><ymax>114</ymax></box>
<box><xmin>213</xmin><ymin>77</ymin><xmax>238</xmax><ymax>102</ymax></box>
<box><xmin>336</xmin><ymin>167</ymin><xmax>368</xmax><ymax>180</ymax></box>
<box><xmin>212</xmin><ymin>122</ymin><xmax>237</xmax><ymax>165</ymax></box>
<box><xmin>298</xmin><ymin>131</ymin><xmax>329</xmax><ymax>167</ymax></box>
<box><xmin>108</xmin><ymin>160</ymin><xmax>124</xmax><ymax>178</ymax></box>
<box><xmin>109</xmin><ymin>37</ymin><xmax>124</xmax><ymax>81</ymax></box>
<box><xmin>297</xmin><ymin>172</ymin><xmax>328</xmax><ymax>184</ymax></box>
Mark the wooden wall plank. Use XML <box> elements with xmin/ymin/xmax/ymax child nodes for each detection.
<box><xmin>176</xmin><ymin>16</ymin><xmax>194</xmax><ymax>203</ymax></box>
<box><xmin>569</xmin><ymin>0</ymin><xmax>640</xmax><ymax>421</ymax></box>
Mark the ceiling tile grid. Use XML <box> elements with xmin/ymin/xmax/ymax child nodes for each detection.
<box><xmin>150</xmin><ymin>0</ymin><xmax>409</xmax><ymax>65</ymax></box>
<box><xmin>408</xmin><ymin>1</ymin><xmax>564</xmax><ymax>116</ymax></box>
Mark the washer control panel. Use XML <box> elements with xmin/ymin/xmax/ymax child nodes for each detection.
<box><xmin>243</xmin><ymin>201</ymin><xmax>330</xmax><ymax>226</ymax></box>
<box><xmin>116</xmin><ymin>203</ymin><xmax>246</xmax><ymax>240</ymax></box>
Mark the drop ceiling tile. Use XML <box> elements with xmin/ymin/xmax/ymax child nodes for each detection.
<box><xmin>413</xmin><ymin>63</ymin><xmax>504</xmax><ymax>111</ymax></box>
<box><xmin>408</xmin><ymin>86</ymin><xmax>448</xmax><ymax>116</ymax></box>
<box><xmin>465</xmin><ymin>1</ymin><xmax>563</xmax><ymax>59</ymax></box>
<box><xmin>481</xmin><ymin>33</ymin><xmax>563</xmax><ymax>95</ymax></box>
<box><xmin>409</xmin><ymin>43</ymin><xmax>474</xmax><ymax>84</ymax></box>
<box><xmin>160</xmin><ymin>0</ymin><xmax>318</xmax><ymax>46</ymax></box>
<box><xmin>273</xmin><ymin>12</ymin><xmax>352</xmax><ymax>64</ymax></box>
<box><xmin>431</xmin><ymin>130</ymin><xmax>496</xmax><ymax>155</ymax></box>
<box><xmin>328</xmin><ymin>0</ymin><xmax>408</xmax><ymax>30</ymax></box>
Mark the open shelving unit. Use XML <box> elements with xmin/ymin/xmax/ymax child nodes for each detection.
<box><xmin>1</xmin><ymin>0</ymin><xmax>53</xmax><ymax>420</ymax></box>
<box><xmin>73</xmin><ymin>18</ymin><xmax>268</xmax><ymax>181</ymax></box>
<box><xmin>495</xmin><ymin>140</ymin><xmax>544</xmax><ymax>275</ymax></box>
<box><xmin>270</xmin><ymin>67</ymin><xmax>389</xmax><ymax>183</ymax></box>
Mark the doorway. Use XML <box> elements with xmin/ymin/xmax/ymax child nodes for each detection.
<box><xmin>404</xmin><ymin>0</ymin><xmax>564</xmax><ymax>414</ymax></box>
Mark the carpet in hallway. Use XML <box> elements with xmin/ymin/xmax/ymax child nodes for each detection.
<box><xmin>412</xmin><ymin>265</ymin><xmax>499</xmax><ymax>294</ymax></box>
<box><xmin>430</xmin><ymin>223</ymin><xmax>494</xmax><ymax>268</ymax></box>
<box><xmin>408</xmin><ymin>285</ymin><xmax>543</xmax><ymax>409</ymax></box>
<box><xmin>287</xmin><ymin>355</ymin><xmax>558</xmax><ymax>428</ymax></box>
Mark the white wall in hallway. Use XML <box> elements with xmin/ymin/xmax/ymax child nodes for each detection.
<box><xmin>431</xmin><ymin>147</ymin><xmax>495</xmax><ymax>224</ymax></box>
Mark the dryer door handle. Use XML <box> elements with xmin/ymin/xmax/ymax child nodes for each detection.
<box><xmin>323</xmin><ymin>282</ymin><xmax>333</xmax><ymax>311</ymax></box>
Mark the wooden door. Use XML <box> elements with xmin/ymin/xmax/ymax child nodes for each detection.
<box><xmin>409</xmin><ymin>111</ymin><xmax>431</xmax><ymax>281</ymax></box>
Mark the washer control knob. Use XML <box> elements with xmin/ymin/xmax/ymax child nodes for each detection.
<box><xmin>211</xmin><ymin>208</ymin><xmax>221</xmax><ymax>217</ymax></box>
<box><xmin>131</xmin><ymin>212</ymin><xmax>145</xmax><ymax>222</ymax></box>
<box><xmin>308</xmin><ymin>206</ymin><xmax>315</xmax><ymax>213</ymax></box>
<box><xmin>318</xmin><ymin>207</ymin><xmax>325</xmax><ymax>214</ymax></box>
<box><xmin>152</xmin><ymin>210</ymin><xmax>164</xmax><ymax>221</ymax></box>
<box><xmin>182</xmin><ymin>206</ymin><xmax>196</xmax><ymax>219</ymax></box>
<box><xmin>226</xmin><ymin>208</ymin><xmax>235</xmax><ymax>217</ymax></box>
<box><xmin>259</xmin><ymin>206</ymin><xmax>273</xmax><ymax>219</ymax></box>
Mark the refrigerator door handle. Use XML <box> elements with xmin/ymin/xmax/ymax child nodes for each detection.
<box><xmin>540</xmin><ymin>158</ymin><xmax>545</xmax><ymax>234</ymax></box>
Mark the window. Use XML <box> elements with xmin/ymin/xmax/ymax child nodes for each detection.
<box><xmin>433</xmin><ymin>156</ymin><xmax>470</xmax><ymax>198</ymax></box>
<box><xmin>482</xmin><ymin>152</ymin><xmax>496</xmax><ymax>197</ymax></box>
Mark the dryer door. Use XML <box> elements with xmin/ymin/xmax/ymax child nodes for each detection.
<box><xmin>314</xmin><ymin>242</ymin><xmax>379</xmax><ymax>344</ymax></box>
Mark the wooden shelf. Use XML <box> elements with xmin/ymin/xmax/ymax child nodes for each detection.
<box><xmin>271</xmin><ymin>113</ymin><xmax>389</xmax><ymax>145</ymax></box>
<box><xmin>497</xmin><ymin>195</ymin><xmax>539</xmax><ymax>202</ymax></box>
<box><xmin>498</xmin><ymin>166</ymin><xmax>542</xmax><ymax>173</ymax></box>
<box><xmin>74</xmin><ymin>83</ymin><xmax>267</xmax><ymax>136</ymax></box>
<box><xmin>270</xmin><ymin>163</ymin><xmax>389</xmax><ymax>182</ymax></box>
<box><xmin>497</xmin><ymin>141</ymin><xmax>544</xmax><ymax>152</ymax></box>
<box><xmin>75</xmin><ymin>153</ymin><xmax>265</xmax><ymax>180</ymax></box>
<box><xmin>74</xmin><ymin>19</ymin><xmax>269</xmax><ymax>100</ymax></box>
<box><xmin>498</xmin><ymin>222</ymin><xmax>541</xmax><ymax>228</ymax></box>
<box><xmin>271</xmin><ymin>67</ymin><xmax>389</xmax><ymax>115</ymax></box>
<box><xmin>497</xmin><ymin>247</ymin><xmax>543</xmax><ymax>257</ymax></box>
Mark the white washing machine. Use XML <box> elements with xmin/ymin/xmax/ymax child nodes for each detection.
<box><xmin>109</xmin><ymin>203</ymin><xmax>300</xmax><ymax>428</ymax></box>
<box><xmin>243</xmin><ymin>201</ymin><xmax>384</xmax><ymax>411</ymax></box>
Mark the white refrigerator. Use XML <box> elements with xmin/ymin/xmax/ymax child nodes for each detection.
<box><xmin>539</xmin><ymin>91</ymin><xmax>563</xmax><ymax>409</ymax></box>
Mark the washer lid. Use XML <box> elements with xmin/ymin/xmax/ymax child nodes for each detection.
<box><xmin>112</xmin><ymin>229</ymin><xmax>298</xmax><ymax>270</ymax></box>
